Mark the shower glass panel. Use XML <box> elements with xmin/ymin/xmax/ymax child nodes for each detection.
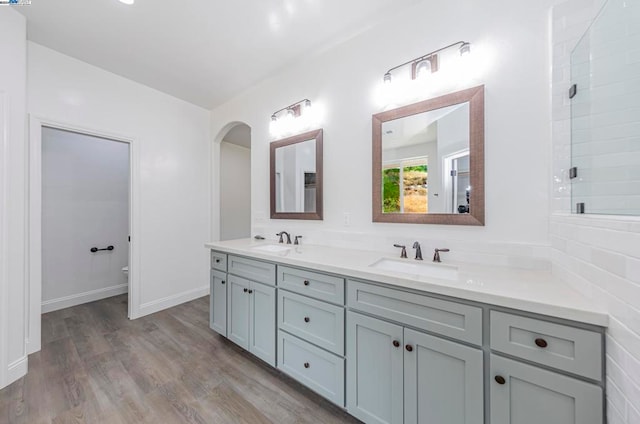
<box><xmin>570</xmin><ymin>0</ymin><xmax>640</xmax><ymax>215</ymax></box>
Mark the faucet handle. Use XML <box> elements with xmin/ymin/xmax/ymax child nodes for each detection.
<box><xmin>433</xmin><ymin>248</ymin><xmax>450</xmax><ymax>263</ymax></box>
<box><xmin>393</xmin><ymin>244</ymin><xmax>408</xmax><ymax>259</ymax></box>
<box><xmin>276</xmin><ymin>232</ymin><xmax>284</xmax><ymax>243</ymax></box>
<box><xmin>412</xmin><ymin>242</ymin><xmax>423</xmax><ymax>261</ymax></box>
<box><xmin>294</xmin><ymin>236</ymin><xmax>302</xmax><ymax>245</ymax></box>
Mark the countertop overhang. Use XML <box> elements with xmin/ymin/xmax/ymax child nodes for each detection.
<box><xmin>205</xmin><ymin>239</ymin><xmax>608</xmax><ymax>327</ymax></box>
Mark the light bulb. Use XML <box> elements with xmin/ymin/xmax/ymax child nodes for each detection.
<box><xmin>383</xmin><ymin>72</ymin><xmax>392</xmax><ymax>84</ymax></box>
<box><xmin>415</xmin><ymin>58</ymin><xmax>432</xmax><ymax>79</ymax></box>
<box><xmin>119</xmin><ymin>0</ymin><xmax>135</xmax><ymax>4</ymax></box>
<box><xmin>459</xmin><ymin>42</ymin><xmax>471</xmax><ymax>57</ymax></box>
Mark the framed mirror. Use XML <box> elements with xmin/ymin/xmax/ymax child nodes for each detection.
<box><xmin>372</xmin><ymin>85</ymin><xmax>484</xmax><ymax>225</ymax></box>
<box><xmin>270</xmin><ymin>129</ymin><xmax>323</xmax><ymax>220</ymax></box>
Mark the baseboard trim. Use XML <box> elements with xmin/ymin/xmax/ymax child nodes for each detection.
<box><xmin>41</xmin><ymin>284</ymin><xmax>129</xmax><ymax>313</ymax></box>
<box><xmin>135</xmin><ymin>285</ymin><xmax>209</xmax><ymax>319</ymax></box>
<box><xmin>6</xmin><ymin>356</ymin><xmax>28</xmax><ymax>386</ymax></box>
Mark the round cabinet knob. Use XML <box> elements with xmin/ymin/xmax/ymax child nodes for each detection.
<box><xmin>215</xmin><ymin>259</ymin><xmax>221</xmax><ymax>263</ymax></box>
<box><xmin>221</xmin><ymin>280</ymin><xmax>225</xmax><ymax>285</ymax></box>
<box><xmin>303</xmin><ymin>280</ymin><xmax>310</xmax><ymax>286</ymax></box>
<box><xmin>495</xmin><ymin>375</ymin><xmax>506</xmax><ymax>385</ymax></box>
<box><xmin>392</xmin><ymin>340</ymin><xmax>400</xmax><ymax>348</ymax></box>
<box><xmin>535</xmin><ymin>338</ymin><xmax>548</xmax><ymax>348</ymax></box>
<box><xmin>248</xmin><ymin>290</ymin><xmax>253</xmax><ymax>294</ymax></box>
<box><xmin>304</xmin><ymin>362</ymin><xmax>310</xmax><ymax>369</ymax></box>
<box><xmin>243</xmin><ymin>288</ymin><xmax>248</xmax><ymax>293</ymax></box>
<box><xmin>304</xmin><ymin>317</ymin><xmax>310</xmax><ymax>323</ymax></box>
<box><xmin>405</xmin><ymin>344</ymin><xmax>413</xmax><ymax>352</ymax></box>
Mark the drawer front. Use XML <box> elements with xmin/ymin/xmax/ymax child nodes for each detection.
<box><xmin>277</xmin><ymin>331</ymin><xmax>345</xmax><ymax>406</ymax></box>
<box><xmin>347</xmin><ymin>280</ymin><xmax>483</xmax><ymax>346</ymax></box>
<box><xmin>278</xmin><ymin>265</ymin><xmax>345</xmax><ymax>305</ymax></box>
<box><xmin>490</xmin><ymin>311</ymin><xmax>603</xmax><ymax>381</ymax></box>
<box><xmin>211</xmin><ymin>251</ymin><xmax>227</xmax><ymax>272</ymax></box>
<box><xmin>278</xmin><ymin>290</ymin><xmax>345</xmax><ymax>355</ymax></box>
<box><xmin>228</xmin><ymin>255</ymin><xmax>276</xmax><ymax>285</ymax></box>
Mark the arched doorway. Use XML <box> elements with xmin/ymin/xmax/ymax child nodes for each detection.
<box><xmin>217</xmin><ymin>123</ymin><xmax>251</xmax><ymax>241</ymax></box>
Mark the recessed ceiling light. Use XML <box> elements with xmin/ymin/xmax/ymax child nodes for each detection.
<box><xmin>119</xmin><ymin>0</ymin><xmax>134</xmax><ymax>5</ymax></box>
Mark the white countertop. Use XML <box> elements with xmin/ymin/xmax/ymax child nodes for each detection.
<box><xmin>204</xmin><ymin>239</ymin><xmax>608</xmax><ymax>327</ymax></box>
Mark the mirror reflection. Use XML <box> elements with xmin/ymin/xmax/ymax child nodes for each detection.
<box><xmin>381</xmin><ymin>102</ymin><xmax>470</xmax><ymax>214</ymax></box>
<box><xmin>270</xmin><ymin>129</ymin><xmax>323</xmax><ymax>220</ymax></box>
<box><xmin>275</xmin><ymin>139</ymin><xmax>317</xmax><ymax>213</ymax></box>
<box><xmin>372</xmin><ymin>85</ymin><xmax>484</xmax><ymax>225</ymax></box>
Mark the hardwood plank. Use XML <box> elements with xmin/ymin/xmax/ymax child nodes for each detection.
<box><xmin>0</xmin><ymin>294</ymin><xmax>359</xmax><ymax>424</ymax></box>
<box><xmin>193</xmin><ymin>382</ymin><xmax>274</xmax><ymax>424</ymax></box>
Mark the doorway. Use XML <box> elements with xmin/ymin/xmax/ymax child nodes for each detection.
<box><xmin>219</xmin><ymin>123</ymin><xmax>251</xmax><ymax>241</ymax></box>
<box><xmin>27</xmin><ymin>118</ymin><xmax>137</xmax><ymax>355</ymax></box>
<box><xmin>40</xmin><ymin>127</ymin><xmax>130</xmax><ymax>313</ymax></box>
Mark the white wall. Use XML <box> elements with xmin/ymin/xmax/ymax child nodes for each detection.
<box><xmin>0</xmin><ymin>7</ymin><xmax>28</xmax><ymax>389</ymax></box>
<box><xmin>28</xmin><ymin>42</ymin><xmax>212</xmax><ymax>323</ymax></box>
<box><xmin>220</xmin><ymin>141</ymin><xmax>251</xmax><ymax>240</ymax></box>
<box><xmin>211</xmin><ymin>0</ymin><xmax>556</xmax><ymax>269</ymax></box>
<box><xmin>551</xmin><ymin>0</ymin><xmax>640</xmax><ymax>422</ymax></box>
<box><xmin>41</xmin><ymin>127</ymin><xmax>129</xmax><ymax>312</ymax></box>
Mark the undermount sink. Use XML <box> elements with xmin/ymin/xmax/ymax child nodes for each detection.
<box><xmin>251</xmin><ymin>244</ymin><xmax>292</xmax><ymax>253</ymax></box>
<box><xmin>369</xmin><ymin>258</ymin><xmax>459</xmax><ymax>281</ymax></box>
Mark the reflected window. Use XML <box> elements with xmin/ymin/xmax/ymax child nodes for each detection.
<box><xmin>383</xmin><ymin>157</ymin><xmax>428</xmax><ymax>213</ymax></box>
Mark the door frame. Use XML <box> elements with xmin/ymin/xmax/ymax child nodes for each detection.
<box><xmin>27</xmin><ymin>115</ymin><xmax>140</xmax><ymax>354</ymax></box>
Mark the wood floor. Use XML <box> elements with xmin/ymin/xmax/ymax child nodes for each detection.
<box><xmin>0</xmin><ymin>295</ymin><xmax>359</xmax><ymax>424</ymax></box>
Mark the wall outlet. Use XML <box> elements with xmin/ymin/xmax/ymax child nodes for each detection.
<box><xmin>343</xmin><ymin>212</ymin><xmax>351</xmax><ymax>227</ymax></box>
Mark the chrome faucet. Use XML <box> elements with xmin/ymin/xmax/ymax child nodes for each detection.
<box><xmin>277</xmin><ymin>231</ymin><xmax>292</xmax><ymax>244</ymax></box>
<box><xmin>393</xmin><ymin>244</ymin><xmax>408</xmax><ymax>258</ymax></box>
<box><xmin>433</xmin><ymin>248</ymin><xmax>450</xmax><ymax>263</ymax></box>
<box><xmin>412</xmin><ymin>242</ymin><xmax>423</xmax><ymax>260</ymax></box>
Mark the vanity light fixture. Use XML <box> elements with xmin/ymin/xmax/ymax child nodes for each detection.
<box><xmin>459</xmin><ymin>42</ymin><xmax>471</xmax><ymax>56</ymax></box>
<box><xmin>382</xmin><ymin>40</ymin><xmax>471</xmax><ymax>84</ymax></box>
<box><xmin>269</xmin><ymin>98</ymin><xmax>315</xmax><ymax>138</ymax></box>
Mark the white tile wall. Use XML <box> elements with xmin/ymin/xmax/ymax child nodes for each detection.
<box><xmin>552</xmin><ymin>1</ymin><xmax>640</xmax><ymax>422</ymax></box>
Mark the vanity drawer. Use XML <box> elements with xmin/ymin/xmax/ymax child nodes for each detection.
<box><xmin>278</xmin><ymin>290</ymin><xmax>344</xmax><ymax>355</ymax></box>
<box><xmin>278</xmin><ymin>266</ymin><xmax>344</xmax><ymax>305</ymax></box>
<box><xmin>211</xmin><ymin>251</ymin><xmax>227</xmax><ymax>272</ymax></box>
<box><xmin>490</xmin><ymin>311</ymin><xmax>602</xmax><ymax>381</ymax></box>
<box><xmin>347</xmin><ymin>280</ymin><xmax>483</xmax><ymax>346</ymax></box>
<box><xmin>228</xmin><ymin>255</ymin><xmax>276</xmax><ymax>285</ymax></box>
<box><xmin>277</xmin><ymin>331</ymin><xmax>345</xmax><ymax>407</ymax></box>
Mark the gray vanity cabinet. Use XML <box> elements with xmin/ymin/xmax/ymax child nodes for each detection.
<box><xmin>208</xmin><ymin>249</ymin><xmax>606</xmax><ymax>424</ymax></box>
<box><xmin>490</xmin><ymin>355</ymin><xmax>603</xmax><ymax>424</ymax></box>
<box><xmin>249</xmin><ymin>280</ymin><xmax>277</xmax><ymax>365</ymax></box>
<box><xmin>404</xmin><ymin>328</ymin><xmax>483</xmax><ymax>424</ymax></box>
<box><xmin>347</xmin><ymin>311</ymin><xmax>404</xmax><ymax>424</ymax></box>
<box><xmin>222</xmin><ymin>254</ymin><xmax>277</xmax><ymax>367</ymax></box>
<box><xmin>209</xmin><ymin>270</ymin><xmax>227</xmax><ymax>336</ymax></box>
<box><xmin>227</xmin><ymin>275</ymin><xmax>251</xmax><ymax>349</ymax></box>
<box><xmin>346</xmin><ymin>311</ymin><xmax>483</xmax><ymax>424</ymax></box>
<box><xmin>227</xmin><ymin>274</ymin><xmax>276</xmax><ymax>366</ymax></box>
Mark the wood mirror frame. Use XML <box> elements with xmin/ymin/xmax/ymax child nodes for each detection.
<box><xmin>270</xmin><ymin>129</ymin><xmax>323</xmax><ymax>220</ymax></box>
<box><xmin>372</xmin><ymin>85</ymin><xmax>485</xmax><ymax>225</ymax></box>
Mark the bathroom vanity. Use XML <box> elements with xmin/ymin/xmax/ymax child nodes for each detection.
<box><xmin>205</xmin><ymin>239</ymin><xmax>607</xmax><ymax>424</ymax></box>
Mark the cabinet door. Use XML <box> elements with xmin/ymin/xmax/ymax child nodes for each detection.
<box><xmin>404</xmin><ymin>328</ymin><xmax>483</xmax><ymax>424</ymax></box>
<box><xmin>346</xmin><ymin>311</ymin><xmax>404</xmax><ymax>424</ymax></box>
<box><xmin>249</xmin><ymin>281</ymin><xmax>276</xmax><ymax>366</ymax></box>
<box><xmin>227</xmin><ymin>275</ymin><xmax>250</xmax><ymax>350</ymax></box>
<box><xmin>490</xmin><ymin>355</ymin><xmax>603</xmax><ymax>424</ymax></box>
<box><xmin>210</xmin><ymin>271</ymin><xmax>227</xmax><ymax>336</ymax></box>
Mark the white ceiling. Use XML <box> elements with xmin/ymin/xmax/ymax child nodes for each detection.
<box><xmin>18</xmin><ymin>0</ymin><xmax>421</xmax><ymax>109</ymax></box>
